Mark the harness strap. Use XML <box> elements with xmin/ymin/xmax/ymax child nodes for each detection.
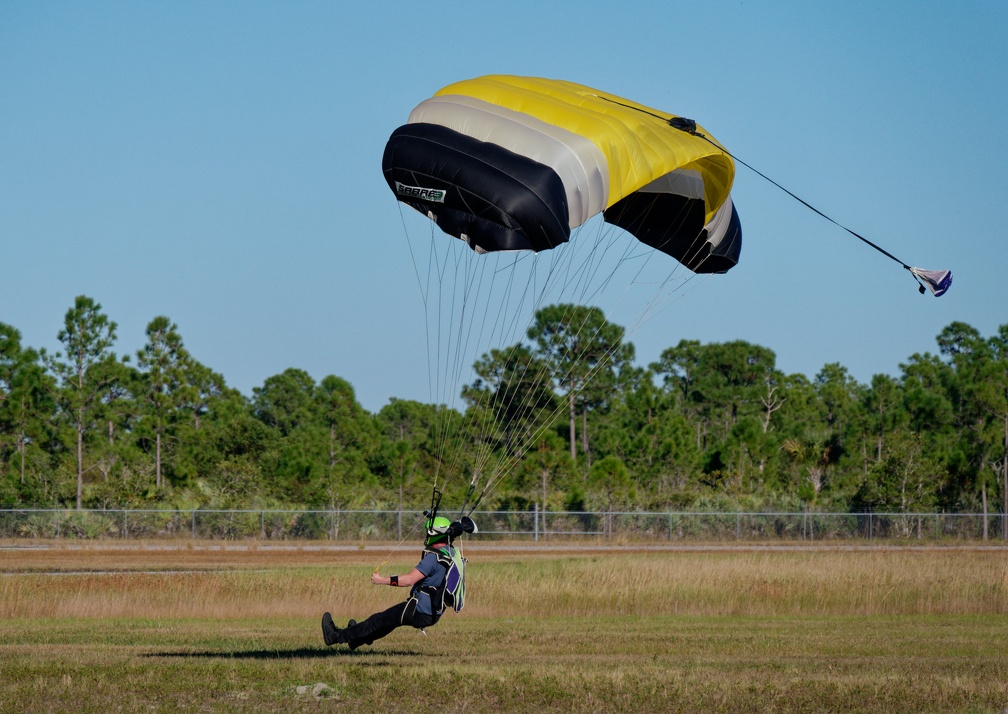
<box><xmin>418</xmin><ymin>545</ymin><xmax>454</xmax><ymax>616</ymax></box>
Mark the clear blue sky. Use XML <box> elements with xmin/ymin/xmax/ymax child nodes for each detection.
<box><xmin>2</xmin><ymin>1</ymin><xmax>1005</xmax><ymax>413</ymax></box>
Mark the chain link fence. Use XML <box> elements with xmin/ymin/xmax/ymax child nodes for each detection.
<box><xmin>1</xmin><ymin>507</ymin><xmax>1006</xmax><ymax>542</ymax></box>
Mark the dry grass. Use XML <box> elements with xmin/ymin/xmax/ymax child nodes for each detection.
<box><xmin>3</xmin><ymin>541</ymin><xmax>1005</xmax><ymax>619</ymax></box>
<box><xmin>1</xmin><ymin>541</ymin><xmax>1007</xmax><ymax>712</ymax></box>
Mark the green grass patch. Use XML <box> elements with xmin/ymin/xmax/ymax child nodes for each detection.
<box><xmin>1</xmin><ymin>615</ymin><xmax>1006</xmax><ymax>712</ymax></box>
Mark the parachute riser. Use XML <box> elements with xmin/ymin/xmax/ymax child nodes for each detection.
<box><xmin>424</xmin><ymin>487</ymin><xmax>443</xmax><ymax>525</ymax></box>
<box><xmin>457</xmin><ymin>479</ymin><xmax>477</xmax><ymax>521</ymax></box>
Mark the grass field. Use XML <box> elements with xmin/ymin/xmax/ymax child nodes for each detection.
<box><xmin>1</xmin><ymin>541</ymin><xmax>1007</xmax><ymax>713</ymax></box>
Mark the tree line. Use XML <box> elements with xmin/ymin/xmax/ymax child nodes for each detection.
<box><xmin>1</xmin><ymin>296</ymin><xmax>1006</xmax><ymax>537</ymax></box>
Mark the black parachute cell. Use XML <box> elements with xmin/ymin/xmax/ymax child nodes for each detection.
<box><xmin>604</xmin><ymin>193</ymin><xmax>742</xmax><ymax>274</ymax></box>
<box><xmin>382</xmin><ymin>123</ymin><xmax>570</xmax><ymax>253</ymax></box>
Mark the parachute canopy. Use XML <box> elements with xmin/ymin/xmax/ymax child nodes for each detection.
<box><xmin>382</xmin><ymin>75</ymin><xmax>742</xmax><ymax>274</ymax></box>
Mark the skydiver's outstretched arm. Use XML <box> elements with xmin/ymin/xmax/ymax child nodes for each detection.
<box><xmin>371</xmin><ymin>567</ymin><xmax>424</xmax><ymax>587</ymax></box>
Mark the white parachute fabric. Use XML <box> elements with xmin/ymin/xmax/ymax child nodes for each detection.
<box><xmin>910</xmin><ymin>267</ymin><xmax>953</xmax><ymax>297</ymax></box>
<box><xmin>407</xmin><ymin>95</ymin><xmax>610</xmax><ymax>229</ymax></box>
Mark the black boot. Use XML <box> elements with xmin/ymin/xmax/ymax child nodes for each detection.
<box><xmin>321</xmin><ymin>612</ymin><xmax>341</xmax><ymax>646</ymax></box>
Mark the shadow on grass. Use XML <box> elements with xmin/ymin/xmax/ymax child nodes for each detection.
<box><xmin>147</xmin><ymin>647</ymin><xmax>423</xmax><ymax>660</ymax></box>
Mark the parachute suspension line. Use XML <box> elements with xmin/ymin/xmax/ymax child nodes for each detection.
<box><xmin>452</xmin><ymin>251</ymin><xmax>499</xmax><ymax>467</ymax></box>
<box><xmin>568</xmin><ymin>231</ymin><xmax>623</xmax><ymax>305</ymax></box>
<box><xmin>456</xmin><ymin>252</ymin><xmax>525</xmax><ymax>472</ymax></box>
<box><xmin>456</xmin><ymin>480</ymin><xmax>477</xmax><ymax>520</ymax></box>
<box><xmin>463</xmin><ymin>248</ymin><xmax>573</xmax><ymax>500</ymax></box>
<box><xmin>410</xmin><ymin>204</ymin><xmax>719</xmax><ymax>518</ymax></box>
<box><xmin>466</xmin><ymin>319</ymin><xmax>633</xmax><ymax>517</ymax></box>
<box><xmin>430</xmin><ymin>229</ymin><xmax>498</xmax><ymax>494</ymax></box>
<box><xmin>430</xmin><ymin>222</ymin><xmax>458</xmax><ymax>490</ymax></box>
<box><xmin>411</xmin><ymin>218</ymin><xmax>708</xmax><ymax>521</ymax></box>
<box><xmin>373</xmin><ymin>512</ymin><xmax>427</xmax><ymax>574</ymax></box>
<box><xmin>469</xmin><ymin>256</ymin><xmax>539</xmax><ymax>472</ymax></box>
<box><xmin>463</xmin><ymin>223</ymin><xmax>693</xmax><ymax>515</ymax></box>
<box><xmin>401</xmin><ymin>217</ymin><xmax>552</xmax><ymax>535</ymax></box>
<box><xmin>453</xmin><ymin>240</ymin><xmax>584</xmax><ymax>510</ymax></box>
<box><xmin>461</xmin><ymin>257</ymin><xmax>505</xmax><ymax>470</ymax></box>
<box><xmin>473</xmin><ymin>310</ymin><xmax>624</xmax><ymax>505</ymax></box>
<box><xmin>432</xmin><ymin>238</ymin><xmax>493</xmax><ymax>494</ymax></box>
<box><xmin>581</xmin><ymin>189</ymin><xmax>705</xmax><ymax>336</ymax></box>
<box><xmin>409</xmin><ymin>217</ymin><xmax>487</xmax><ymax>499</ymax></box>
<box><xmin>429</xmin><ymin>242</ymin><xmax>558</xmax><ymax>504</ymax></box>
<box><xmin>669</xmin><ymin>121</ymin><xmax>950</xmax><ymax>294</ymax></box>
<box><xmin>619</xmin><ymin>203</ymin><xmax>713</xmax><ymax>328</ymax></box>
<box><xmin>400</xmin><ymin>208</ymin><xmax>437</xmax><ymax>466</ymax></box>
<box><xmin>440</xmin><ymin>240</ymin><xmax>523</xmax><ymax>496</ymax></box>
<box><xmin>372</xmin><ymin>484</ymin><xmax>436</xmax><ymax>575</ymax></box>
<box><xmin>400</xmin><ymin>206</ymin><xmax>452</xmax><ymax>493</ymax></box>
<box><xmin>478</xmin><ymin>234</ymin><xmax>604</xmax><ymax>451</ymax></box>
<box><xmin>467</xmin><ymin>263</ymin><xmax>572</xmax><ymax>504</ymax></box>
<box><xmin>398</xmin><ymin>203</ymin><xmax>431</xmax><ymax>311</ymax></box>
<box><xmin>599</xmin><ymin>188</ymin><xmax>707</xmax><ymax>336</ymax></box>
<box><xmin>423</xmin><ymin>210</ymin><xmax>709</xmax><ymax>517</ymax></box>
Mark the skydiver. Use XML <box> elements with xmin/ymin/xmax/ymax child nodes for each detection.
<box><xmin>321</xmin><ymin>515</ymin><xmax>472</xmax><ymax>650</ymax></box>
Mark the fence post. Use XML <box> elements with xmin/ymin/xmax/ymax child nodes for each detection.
<box><xmin>534</xmin><ymin>503</ymin><xmax>539</xmax><ymax>542</ymax></box>
<box><xmin>736</xmin><ymin>512</ymin><xmax>740</xmax><ymax>540</ymax></box>
<box><xmin>261</xmin><ymin>510</ymin><xmax>265</xmax><ymax>540</ymax></box>
<box><xmin>124</xmin><ymin>509</ymin><xmax>128</xmax><ymax>539</ymax></box>
<box><xmin>191</xmin><ymin>509</ymin><xmax>195</xmax><ymax>539</ymax></box>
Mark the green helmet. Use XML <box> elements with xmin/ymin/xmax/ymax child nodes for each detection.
<box><xmin>425</xmin><ymin>516</ymin><xmax>452</xmax><ymax>546</ymax></box>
